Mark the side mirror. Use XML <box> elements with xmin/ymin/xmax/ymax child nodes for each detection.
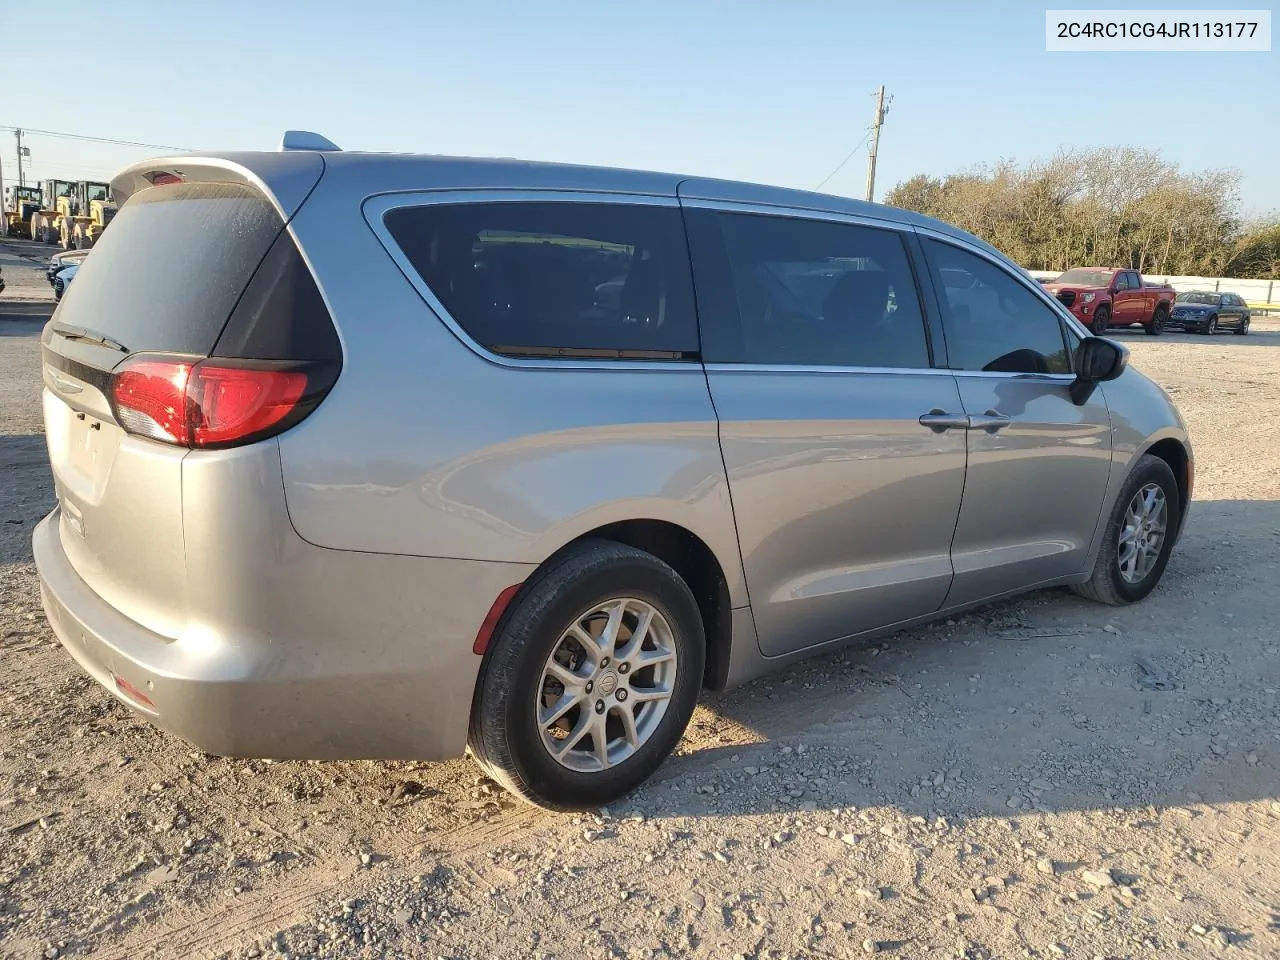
<box><xmin>1070</xmin><ymin>337</ymin><xmax>1128</xmax><ymax>405</ymax></box>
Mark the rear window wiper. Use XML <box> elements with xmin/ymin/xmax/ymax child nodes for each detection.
<box><xmin>50</xmin><ymin>322</ymin><xmax>128</xmax><ymax>353</ymax></box>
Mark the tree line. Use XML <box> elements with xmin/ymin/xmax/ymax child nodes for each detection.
<box><xmin>885</xmin><ymin>148</ymin><xmax>1280</xmax><ymax>280</ymax></box>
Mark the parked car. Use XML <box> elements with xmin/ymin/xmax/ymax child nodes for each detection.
<box><xmin>1044</xmin><ymin>268</ymin><xmax>1177</xmax><ymax>336</ymax></box>
<box><xmin>52</xmin><ymin>262</ymin><xmax>79</xmax><ymax>300</ymax></box>
<box><xmin>0</xmin><ymin>265</ymin><xmax>5</xmax><ymax>296</ymax></box>
<box><xmin>33</xmin><ymin>139</ymin><xmax>1193</xmax><ymax>810</ymax></box>
<box><xmin>47</xmin><ymin>248</ymin><xmax>90</xmax><ymax>286</ymax></box>
<box><xmin>1170</xmin><ymin>291</ymin><xmax>1251</xmax><ymax>335</ymax></box>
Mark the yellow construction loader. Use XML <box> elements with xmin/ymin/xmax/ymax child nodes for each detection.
<box><xmin>44</xmin><ymin>181</ymin><xmax>116</xmax><ymax>249</ymax></box>
<box><xmin>28</xmin><ymin>179</ymin><xmax>75</xmax><ymax>245</ymax></box>
<box><xmin>2</xmin><ymin>185</ymin><xmax>44</xmax><ymax>239</ymax></box>
<box><xmin>66</xmin><ymin>182</ymin><xmax>117</xmax><ymax>249</ymax></box>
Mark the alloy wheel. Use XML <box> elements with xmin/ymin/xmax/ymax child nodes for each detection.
<box><xmin>537</xmin><ymin>598</ymin><xmax>678</xmax><ymax>773</ymax></box>
<box><xmin>1117</xmin><ymin>482</ymin><xmax>1167</xmax><ymax>584</ymax></box>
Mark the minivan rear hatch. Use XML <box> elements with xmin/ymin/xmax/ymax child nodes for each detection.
<box><xmin>41</xmin><ymin>158</ymin><xmax>338</xmax><ymax>639</ymax></box>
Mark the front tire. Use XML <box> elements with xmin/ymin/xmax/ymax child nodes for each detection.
<box><xmin>469</xmin><ymin>539</ymin><xmax>705</xmax><ymax>811</ymax></box>
<box><xmin>1090</xmin><ymin>306</ymin><xmax>1111</xmax><ymax>335</ymax></box>
<box><xmin>1072</xmin><ymin>454</ymin><xmax>1181</xmax><ymax>606</ymax></box>
<box><xmin>1201</xmin><ymin>314</ymin><xmax>1217</xmax><ymax>336</ymax></box>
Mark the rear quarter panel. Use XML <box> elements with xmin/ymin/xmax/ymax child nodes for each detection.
<box><xmin>274</xmin><ymin>178</ymin><xmax>749</xmax><ymax>607</ymax></box>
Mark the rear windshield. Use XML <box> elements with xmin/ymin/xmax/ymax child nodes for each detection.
<box><xmin>54</xmin><ymin>182</ymin><xmax>284</xmax><ymax>356</ymax></box>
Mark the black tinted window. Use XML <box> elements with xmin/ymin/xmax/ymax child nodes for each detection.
<box><xmin>384</xmin><ymin>202</ymin><xmax>697</xmax><ymax>359</ymax></box>
<box><xmin>924</xmin><ymin>240</ymin><xmax>1071</xmax><ymax>374</ymax></box>
<box><xmin>684</xmin><ymin>210</ymin><xmax>930</xmax><ymax>367</ymax></box>
<box><xmin>53</xmin><ymin>182</ymin><xmax>284</xmax><ymax>356</ymax></box>
<box><xmin>1113</xmin><ymin>273</ymin><xmax>1130</xmax><ymax>290</ymax></box>
<box><xmin>1127</xmin><ymin>272</ymin><xmax>1142</xmax><ymax>289</ymax></box>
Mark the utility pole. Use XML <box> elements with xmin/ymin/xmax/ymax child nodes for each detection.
<box><xmin>864</xmin><ymin>86</ymin><xmax>890</xmax><ymax>203</ymax></box>
<box><xmin>15</xmin><ymin>128</ymin><xmax>25</xmax><ymax>187</ymax></box>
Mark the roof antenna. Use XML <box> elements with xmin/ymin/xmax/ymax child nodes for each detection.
<box><xmin>279</xmin><ymin>130</ymin><xmax>341</xmax><ymax>152</ymax></box>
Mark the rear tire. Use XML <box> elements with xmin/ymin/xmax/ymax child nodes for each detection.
<box><xmin>469</xmin><ymin>539</ymin><xmax>705</xmax><ymax>811</ymax></box>
<box><xmin>1072</xmin><ymin>454</ymin><xmax>1181</xmax><ymax>606</ymax></box>
<box><xmin>1235</xmin><ymin>317</ymin><xmax>1249</xmax><ymax>336</ymax></box>
<box><xmin>1090</xmin><ymin>306</ymin><xmax>1110</xmax><ymax>335</ymax></box>
<box><xmin>1146</xmin><ymin>305</ymin><xmax>1167</xmax><ymax>336</ymax></box>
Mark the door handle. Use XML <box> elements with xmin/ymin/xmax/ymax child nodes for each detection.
<box><xmin>968</xmin><ymin>409</ymin><xmax>1012</xmax><ymax>433</ymax></box>
<box><xmin>919</xmin><ymin>410</ymin><xmax>970</xmax><ymax>432</ymax></box>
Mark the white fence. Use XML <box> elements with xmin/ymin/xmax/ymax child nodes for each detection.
<box><xmin>1027</xmin><ymin>270</ymin><xmax>1279</xmax><ymax>307</ymax></box>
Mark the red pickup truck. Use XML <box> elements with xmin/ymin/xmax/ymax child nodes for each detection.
<box><xmin>1043</xmin><ymin>268</ymin><xmax>1177</xmax><ymax>336</ymax></box>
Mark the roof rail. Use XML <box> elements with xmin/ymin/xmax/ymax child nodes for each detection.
<box><xmin>278</xmin><ymin>130</ymin><xmax>342</xmax><ymax>152</ymax></box>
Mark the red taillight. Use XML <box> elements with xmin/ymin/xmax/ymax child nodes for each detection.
<box><xmin>111</xmin><ymin>356</ymin><xmax>334</xmax><ymax>449</ymax></box>
<box><xmin>188</xmin><ymin>364</ymin><xmax>307</xmax><ymax>447</ymax></box>
<box><xmin>112</xmin><ymin>359</ymin><xmax>193</xmax><ymax>445</ymax></box>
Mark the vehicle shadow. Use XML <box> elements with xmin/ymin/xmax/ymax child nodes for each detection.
<box><xmin>633</xmin><ymin>496</ymin><xmax>1280</xmax><ymax>822</ymax></box>
<box><xmin>0</xmin><ymin>434</ymin><xmax>55</xmax><ymax>566</ymax></box>
<box><xmin>0</xmin><ymin>317</ymin><xmax>50</xmax><ymax>336</ymax></box>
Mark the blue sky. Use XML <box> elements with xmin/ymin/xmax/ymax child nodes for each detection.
<box><xmin>3</xmin><ymin>1</ymin><xmax>1277</xmax><ymax>213</ymax></box>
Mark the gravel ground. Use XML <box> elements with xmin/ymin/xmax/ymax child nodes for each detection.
<box><xmin>2</xmin><ymin>238</ymin><xmax>1279</xmax><ymax>959</ymax></box>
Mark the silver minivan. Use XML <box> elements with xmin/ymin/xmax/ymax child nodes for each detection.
<box><xmin>33</xmin><ymin>135</ymin><xmax>1192</xmax><ymax>809</ymax></box>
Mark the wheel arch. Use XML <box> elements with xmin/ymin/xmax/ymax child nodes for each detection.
<box><xmin>561</xmin><ymin>519</ymin><xmax>733</xmax><ymax>691</ymax></box>
<box><xmin>491</xmin><ymin>519</ymin><xmax>737</xmax><ymax>692</ymax></box>
<box><xmin>1141</xmin><ymin>436</ymin><xmax>1191</xmax><ymax>516</ymax></box>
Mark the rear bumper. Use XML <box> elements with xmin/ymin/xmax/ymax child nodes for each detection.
<box><xmin>33</xmin><ymin>507</ymin><xmax>532</xmax><ymax>760</ymax></box>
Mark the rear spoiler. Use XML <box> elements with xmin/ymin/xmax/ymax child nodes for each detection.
<box><xmin>109</xmin><ymin>151</ymin><xmax>327</xmax><ymax>222</ymax></box>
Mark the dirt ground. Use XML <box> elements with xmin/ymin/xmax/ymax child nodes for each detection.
<box><xmin>2</xmin><ymin>238</ymin><xmax>1278</xmax><ymax>960</ymax></box>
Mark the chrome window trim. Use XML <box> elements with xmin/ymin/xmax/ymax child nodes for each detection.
<box><xmin>910</xmin><ymin>224</ymin><xmax>1093</xmax><ymax>342</ymax></box>
<box><xmin>362</xmin><ymin>188</ymin><xmax>700</xmax><ymax>373</ymax></box>
<box><xmin>703</xmin><ymin>362</ymin><xmax>1073</xmax><ymax>382</ymax></box>
<box><xmin>703</xmin><ymin>363</ymin><xmax>953</xmax><ymax>377</ymax></box>
<box><xmin>677</xmin><ymin>196</ymin><xmax>907</xmax><ymax>232</ymax></box>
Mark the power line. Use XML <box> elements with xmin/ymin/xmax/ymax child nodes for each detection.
<box><xmin>814</xmin><ymin>129</ymin><xmax>873</xmax><ymax>191</ymax></box>
<box><xmin>0</xmin><ymin>125</ymin><xmax>191</xmax><ymax>152</ymax></box>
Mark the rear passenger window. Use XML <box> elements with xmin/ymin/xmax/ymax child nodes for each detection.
<box><xmin>923</xmin><ymin>240</ymin><xmax>1071</xmax><ymax>375</ymax></box>
<box><xmin>684</xmin><ymin>210</ymin><xmax>930</xmax><ymax>368</ymax></box>
<box><xmin>383</xmin><ymin>201</ymin><xmax>698</xmax><ymax>359</ymax></box>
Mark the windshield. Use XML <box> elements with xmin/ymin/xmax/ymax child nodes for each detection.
<box><xmin>1054</xmin><ymin>269</ymin><xmax>1114</xmax><ymax>287</ymax></box>
<box><xmin>86</xmin><ymin>184</ymin><xmax>110</xmax><ymax>203</ymax></box>
<box><xmin>1176</xmin><ymin>292</ymin><xmax>1219</xmax><ymax>305</ymax></box>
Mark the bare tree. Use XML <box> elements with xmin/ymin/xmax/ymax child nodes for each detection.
<box><xmin>883</xmin><ymin>148</ymin><xmax>1264</xmax><ymax>278</ymax></box>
